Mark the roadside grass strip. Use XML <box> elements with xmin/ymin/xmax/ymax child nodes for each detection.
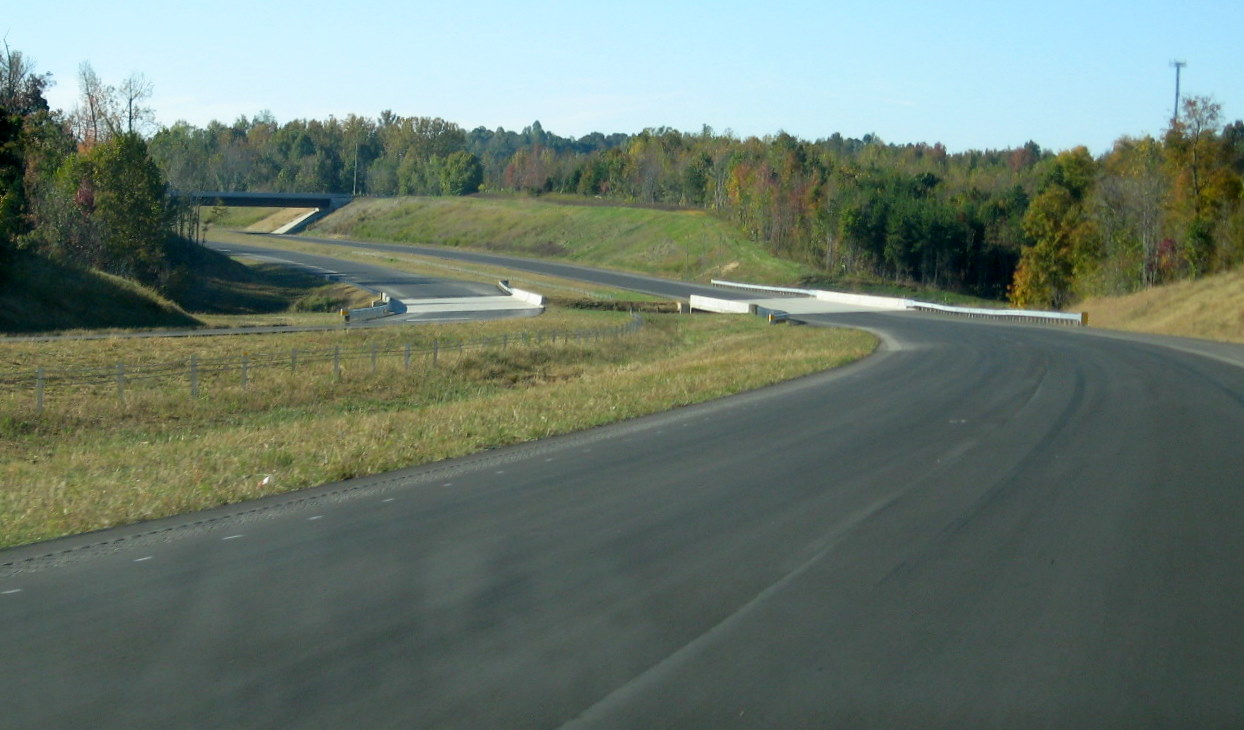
<box><xmin>0</xmin><ymin>313</ymin><xmax>875</xmax><ymax>549</ymax></box>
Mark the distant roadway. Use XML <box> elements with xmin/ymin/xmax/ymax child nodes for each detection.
<box><xmin>3</xmin><ymin>236</ymin><xmax>1244</xmax><ymax>728</ymax></box>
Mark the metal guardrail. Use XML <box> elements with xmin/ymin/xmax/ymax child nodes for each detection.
<box><xmin>707</xmin><ymin>280</ymin><xmax>814</xmax><ymax>298</ymax></box>
<box><xmin>908</xmin><ymin>302</ymin><xmax>1087</xmax><ymax>326</ymax></box>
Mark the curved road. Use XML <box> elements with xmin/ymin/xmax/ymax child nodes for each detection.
<box><xmin>3</xmin><ymin>240</ymin><xmax>1244</xmax><ymax>728</ymax></box>
<box><xmin>212</xmin><ymin>237</ymin><xmax>506</xmax><ymax>301</ymax></box>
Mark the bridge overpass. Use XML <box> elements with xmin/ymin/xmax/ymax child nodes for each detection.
<box><xmin>175</xmin><ymin>191</ymin><xmax>354</xmax><ymax>236</ymax></box>
<box><xmin>176</xmin><ymin>191</ymin><xmax>353</xmax><ymax>210</ymax></box>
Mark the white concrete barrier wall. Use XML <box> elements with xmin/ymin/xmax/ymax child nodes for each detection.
<box><xmin>272</xmin><ymin>208</ymin><xmax>324</xmax><ymax>235</ymax></box>
<box><xmin>689</xmin><ymin>295</ymin><xmax>753</xmax><ymax>314</ymax></box>
<box><xmin>713</xmin><ymin>279</ymin><xmax>911</xmax><ymax>310</ymax></box>
<box><xmin>497</xmin><ymin>281</ymin><xmax>546</xmax><ymax>306</ymax></box>
<box><xmin>510</xmin><ymin>288</ymin><xmax>546</xmax><ymax>306</ymax></box>
<box><xmin>812</xmin><ymin>290</ymin><xmax>913</xmax><ymax>311</ymax></box>
<box><xmin>712</xmin><ymin>279</ymin><xmax>1083</xmax><ymax>325</ymax></box>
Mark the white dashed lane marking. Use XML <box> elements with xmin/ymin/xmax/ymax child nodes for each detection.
<box><xmin>308</xmin><ymin>516</ymin><xmax>324</xmax><ymax>521</ymax></box>
<box><xmin>381</xmin><ymin>498</ymin><xmax>395</xmax><ymax>503</ymax></box>
<box><xmin>222</xmin><ymin>534</ymin><xmax>244</xmax><ymax>541</ymax></box>
<box><xmin>134</xmin><ymin>556</ymin><xmax>153</xmax><ymax>562</ymax></box>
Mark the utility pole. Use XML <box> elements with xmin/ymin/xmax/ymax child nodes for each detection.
<box><xmin>1171</xmin><ymin>60</ymin><xmax>1187</xmax><ymax>124</ymax></box>
<box><xmin>350</xmin><ymin>140</ymin><xmax>360</xmax><ymax>195</ymax></box>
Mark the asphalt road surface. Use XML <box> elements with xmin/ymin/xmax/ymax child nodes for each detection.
<box><xmin>209</xmin><ymin>237</ymin><xmax>507</xmax><ymax>301</ymax></box>
<box><xmin>3</xmin><ymin>241</ymin><xmax>1243</xmax><ymax>728</ymax></box>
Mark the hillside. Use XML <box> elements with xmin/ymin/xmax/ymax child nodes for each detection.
<box><xmin>0</xmin><ymin>240</ymin><xmax>373</xmax><ymax>335</ymax></box>
<box><xmin>307</xmin><ymin>194</ymin><xmax>811</xmax><ymax>285</ymax></box>
<box><xmin>1075</xmin><ymin>269</ymin><xmax>1244</xmax><ymax>344</ymax></box>
<box><xmin>0</xmin><ymin>253</ymin><xmax>201</xmax><ymax>334</ymax></box>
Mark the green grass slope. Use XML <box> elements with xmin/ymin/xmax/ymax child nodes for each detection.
<box><xmin>167</xmin><ymin>236</ymin><xmax>372</xmax><ymax>316</ymax></box>
<box><xmin>0</xmin><ymin>240</ymin><xmax>373</xmax><ymax>335</ymax></box>
<box><xmin>0</xmin><ymin>253</ymin><xmax>200</xmax><ymax>334</ymax></box>
<box><xmin>1075</xmin><ymin>268</ymin><xmax>1244</xmax><ymax>344</ymax></box>
<box><xmin>308</xmin><ymin>194</ymin><xmax>810</xmax><ymax>284</ymax></box>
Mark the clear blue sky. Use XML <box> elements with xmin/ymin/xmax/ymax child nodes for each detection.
<box><xmin>6</xmin><ymin>0</ymin><xmax>1242</xmax><ymax>153</ymax></box>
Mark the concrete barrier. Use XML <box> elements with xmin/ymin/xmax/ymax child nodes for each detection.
<box><xmin>754</xmin><ymin>305</ymin><xmax>790</xmax><ymax>324</ymax></box>
<box><xmin>812</xmin><ymin>290</ymin><xmax>913</xmax><ymax>311</ymax></box>
<box><xmin>497</xmin><ymin>281</ymin><xmax>547</xmax><ymax>306</ymax></box>
<box><xmin>344</xmin><ymin>296</ymin><xmax>398</xmax><ymax>323</ymax></box>
<box><xmin>712</xmin><ymin>279</ymin><xmax>912</xmax><ymax>311</ymax></box>
<box><xmin>688</xmin><ymin>295</ymin><xmax>753</xmax><ymax>314</ymax></box>
<box><xmin>272</xmin><ymin>209</ymin><xmax>325</xmax><ymax>235</ymax></box>
<box><xmin>712</xmin><ymin>279</ymin><xmax>1085</xmax><ymax>326</ymax></box>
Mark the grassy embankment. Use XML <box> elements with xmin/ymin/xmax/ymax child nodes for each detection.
<box><xmin>297</xmin><ymin>194</ymin><xmax>1244</xmax><ymax>339</ymax></box>
<box><xmin>0</xmin><ymin>311</ymin><xmax>876</xmax><ymax>549</ymax></box>
<box><xmin>1073</xmin><ymin>268</ymin><xmax>1244</xmax><ymax>344</ymax></box>
<box><xmin>309</xmin><ymin>194</ymin><xmax>811</xmax><ymax>285</ymax></box>
<box><xmin>0</xmin><ymin>226</ymin><xmax>372</xmax><ymax>336</ymax></box>
<box><xmin>0</xmin><ymin>252</ymin><xmax>200</xmax><ymax>334</ymax></box>
<box><xmin>308</xmin><ymin>194</ymin><xmax>1012</xmax><ymax>307</ymax></box>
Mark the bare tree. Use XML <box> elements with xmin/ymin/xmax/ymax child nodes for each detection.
<box><xmin>118</xmin><ymin>72</ymin><xmax>154</xmax><ymax>136</ymax></box>
<box><xmin>74</xmin><ymin>62</ymin><xmax>119</xmax><ymax>147</ymax></box>
<box><xmin>1</xmin><ymin>40</ymin><xmax>52</xmax><ymax>115</ymax></box>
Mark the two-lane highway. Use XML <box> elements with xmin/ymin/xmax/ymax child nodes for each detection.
<box><xmin>3</xmin><ymin>240</ymin><xmax>1243</xmax><ymax>728</ymax></box>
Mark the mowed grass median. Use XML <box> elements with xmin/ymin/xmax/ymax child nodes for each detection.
<box><xmin>0</xmin><ymin>311</ymin><xmax>876</xmax><ymax>550</ymax></box>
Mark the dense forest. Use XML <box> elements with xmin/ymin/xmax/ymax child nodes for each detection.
<box><xmin>4</xmin><ymin>43</ymin><xmax>1243</xmax><ymax>309</ymax></box>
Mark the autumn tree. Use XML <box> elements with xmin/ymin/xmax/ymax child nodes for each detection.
<box><xmin>31</xmin><ymin>126</ymin><xmax>175</xmax><ymax>291</ymax></box>
<box><xmin>1009</xmin><ymin>147</ymin><xmax>1098</xmax><ymax>308</ymax></box>
<box><xmin>1164</xmin><ymin>97</ymin><xmax>1243</xmax><ymax>274</ymax></box>
<box><xmin>1093</xmin><ymin>136</ymin><xmax>1167</xmax><ymax>290</ymax></box>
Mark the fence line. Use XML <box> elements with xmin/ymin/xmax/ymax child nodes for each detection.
<box><xmin>4</xmin><ymin>315</ymin><xmax>643</xmax><ymax>413</ymax></box>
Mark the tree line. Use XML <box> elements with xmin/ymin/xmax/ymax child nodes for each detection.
<box><xmin>1</xmin><ymin>47</ymin><xmax>192</xmax><ymax>293</ymax></box>
<box><xmin>148</xmin><ymin>104</ymin><xmax>1244</xmax><ymax>305</ymax></box>
<box><xmin>5</xmin><ymin>41</ymin><xmax>1242</xmax><ymax>308</ymax></box>
<box><xmin>1011</xmin><ymin>99</ymin><xmax>1244</xmax><ymax>307</ymax></box>
<box><xmin>147</xmin><ymin>114</ymin><xmax>1044</xmax><ymax>299</ymax></box>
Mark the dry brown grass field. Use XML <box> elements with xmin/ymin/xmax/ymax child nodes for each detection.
<box><xmin>1075</xmin><ymin>268</ymin><xmax>1244</xmax><ymax>344</ymax></box>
